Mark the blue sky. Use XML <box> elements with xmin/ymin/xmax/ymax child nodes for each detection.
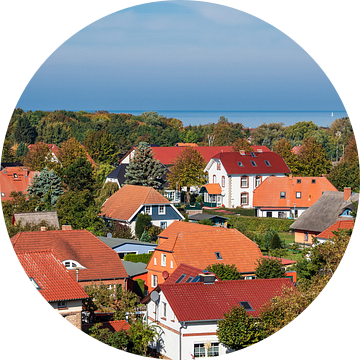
<box><xmin>17</xmin><ymin>1</ymin><xmax>345</xmax><ymax>112</ymax></box>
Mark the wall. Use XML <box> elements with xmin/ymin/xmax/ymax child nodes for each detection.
<box><xmin>294</xmin><ymin>230</ymin><xmax>318</xmax><ymax>245</ymax></box>
<box><xmin>50</xmin><ymin>299</ymin><xmax>83</xmax><ymax>329</ymax></box>
<box><xmin>146</xmin><ymin>251</ymin><xmax>176</xmax><ymax>290</ymax></box>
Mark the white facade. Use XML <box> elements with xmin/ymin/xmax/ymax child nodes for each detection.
<box><xmin>206</xmin><ymin>158</ymin><xmax>286</xmax><ymax>209</ymax></box>
<box><xmin>146</xmin><ymin>293</ymin><xmax>231</xmax><ymax>360</ymax></box>
<box><xmin>256</xmin><ymin>207</ymin><xmax>307</xmax><ymax>219</ymax></box>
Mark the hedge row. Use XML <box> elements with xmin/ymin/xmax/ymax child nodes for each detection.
<box><xmin>123</xmin><ymin>253</ymin><xmax>153</xmax><ymax>264</ymax></box>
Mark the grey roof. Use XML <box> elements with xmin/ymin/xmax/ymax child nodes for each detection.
<box><xmin>188</xmin><ymin>213</ymin><xmax>229</xmax><ymax>221</ymax></box>
<box><xmin>121</xmin><ymin>260</ymin><xmax>147</xmax><ymax>277</ymax></box>
<box><xmin>98</xmin><ymin>236</ymin><xmax>156</xmax><ymax>249</ymax></box>
<box><xmin>290</xmin><ymin>191</ymin><xmax>358</xmax><ymax>233</ymax></box>
<box><xmin>13</xmin><ymin>211</ymin><xmax>60</xmax><ymax>229</ymax></box>
<box><xmin>106</xmin><ymin>164</ymin><xmax>128</xmax><ymax>186</ymax></box>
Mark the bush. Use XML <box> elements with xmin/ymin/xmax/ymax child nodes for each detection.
<box><xmin>255</xmin><ymin>258</ymin><xmax>286</xmax><ymax>279</ymax></box>
<box><xmin>229</xmin><ymin>216</ymin><xmax>294</xmax><ymax>234</ymax></box>
<box><xmin>205</xmin><ymin>263</ymin><xmax>242</xmax><ymax>280</ymax></box>
<box><xmin>123</xmin><ymin>253</ymin><xmax>153</xmax><ymax>264</ymax></box>
<box><xmin>135</xmin><ymin>213</ymin><xmax>152</xmax><ymax>239</ymax></box>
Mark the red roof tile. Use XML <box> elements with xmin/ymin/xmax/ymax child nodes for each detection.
<box><xmin>16</xmin><ymin>250</ymin><xmax>89</xmax><ymax>302</ymax></box>
<box><xmin>263</xmin><ymin>256</ymin><xmax>297</xmax><ymax>266</ymax></box>
<box><xmin>202</xmin><ymin>183</ymin><xmax>222</xmax><ymax>195</ymax></box>
<box><xmin>0</xmin><ymin>167</ymin><xmax>38</xmax><ymax>201</ymax></box>
<box><xmin>11</xmin><ymin>229</ymin><xmax>128</xmax><ymax>282</ymax></box>
<box><xmin>99</xmin><ymin>320</ymin><xmax>131</xmax><ymax>332</ymax></box>
<box><xmin>159</xmin><ymin>278</ymin><xmax>294</xmax><ymax>321</ymax></box>
<box><xmin>212</xmin><ymin>151</ymin><xmax>290</xmax><ymax>175</ymax></box>
<box><xmin>317</xmin><ymin>219</ymin><xmax>354</xmax><ymax>239</ymax></box>
<box><xmin>101</xmin><ymin>184</ymin><xmax>170</xmax><ymax>221</ymax></box>
<box><xmin>253</xmin><ymin>176</ymin><xmax>338</xmax><ymax>208</ymax></box>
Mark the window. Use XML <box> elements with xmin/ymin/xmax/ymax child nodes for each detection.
<box><xmin>296</xmin><ymin>192</ymin><xmax>301</xmax><ymax>199</ymax></box>
<box><xmin>241</xmin><ymin>176</ymin><xmax>248</xmax><ymax>188</ymax></box>
<box><xmin>1</xmin><ymin>192</ymin><xmax>4</xmax><ymax>197</ymax></box>
<box><xmin>175</xmin><ymin>274</ymin><xmax>186</xmax><ymax>284</ymax></box>
<box><xmin>241</xmin><ymin>192</ymin><xmax>248</xmax><ymax>205</ymax></box>
<box><xmin>208</xmin><ymin>343</ymin><xmax>219</xmax><ymax>357</ymax></box>
<box><xmin>280</xmin><ymin>191</ymin><xmax>286</xmax><ymax>199</ymax></box>
<box><xmin>63</xmin><ymin>260</ymin><xmax>82</xmax><ymax>269</ymax></box>
<box><xmin>58</xmin><ymin>301</ymin><xmax>67</xmax><ymax>308</ymax></box>
<box><xmin>237</xmin><ymin>162</ymin><xmax>244</xmax><ymax>167</ymax></box>
<box><xmin>250</xmin><ymin>161</ymin><xmax>257</xmax><ymax>167</ymax></box>
<box><xmin>13</xmin><ymin>173</ymin><xmax>18</xmax><ymax>178</ymax></box>
<box><xmin>185</xmin><ymin>276</ymin><xmax>194</xmax><ymax>283</ymax></box>
<box><xmin>215</xmin><ymin>252</ymin><xmax>223</xmax><ymax>260</ymax></box>
<box><xmin>312</xmin><ymin>179</ymin><xmax>316</xmax><ymax>184</ymax></box>
<box><xmin>266</xmin><ymin>212</ymin><xmax>272</xmax><ymax>218</ymax></box>
<box><xmin>154</xmin><ymin>257</ymin><xmax>157</xmax><ymax>265</ymax></box>
<box><xmin>216</xmin><ymin>162</ymin><xmax>221</xmax><ymax>171</ymax></box>
<box><xmin>221</xmin><ymin>176</ymin><xmax>225</xmax><ymax>187</ymax></box>
<box><xmin>297</xmin><ymin>179</ymin><xmax>301</xmax><ymax>184</ymax></box>
<box><xmin>250</xmin><ymin>152</ymin><xmax>256</xmax><ymax>157</ymax></box>
<box><xmin>145</xmin><ymin>205</ymin><xmax>152</xmax><ymax>215</ymax></box>
<box><xmin>158</xmin><ymin>205</ymin><xmax>165</xmax><ymax>215</ymax></box>
<box><xmin>151</xmin><ymin>274</ymin><xmax>158</xmax><ymax>288</ymax></box>
<box><xmin>161</xmin><ymin>253</ymin><xmax>166</xmax><ymax>267</ymax></box>
<box><xmin>194</xmin><ymin>344</ymin><xmax>206</xmax><ymax>358</ymax></box>
<box><xmin>170</xmin><ymin>260</ymin><xmax>173</xmax><ymax>269</ymax></box>
<box><xmin>192</xmin><ymin>275</ymin><xmax>200</xmax><ymax>283</ymax></box>
<box><xmin>255</xmin><ymin>176</ymin><xmax>261</xmax><ymax>187</ymax></box>
<box><xmin>240</xmin><ymin>301</ymin><xmax>254</xmax><ymax>311</ymax></box>
<box><xmin>305</xmin><ymin>232</ymin><xmax>309</xmax><ymax>242</ymax></box>
<box><xmin>341</xmin><ymin>209</ymin><xmax>352</xmax><ymax>217</ymax></box>
<box><xmin>264</xmin><ymin>160</ymin><xmax>271</xmax><ymax>166</ymax></box>
<box><xmin>162</xmin><ymin>302</ymin><xmax>167</xmax><ymax>318</ymax></box>
<box><xmin>29</xmin><ymin>277</ymin><xmax>41</xmax><ymax>290</ymax></box>
<box><xmin>213</xmin><ymin>175</ymin><xmax>216</xmax><ymax>183</ymax></box>
<box><xmin>160</xmin><ymin>221</ymin><xmax>167</xmax><ymax>229</ymax></box>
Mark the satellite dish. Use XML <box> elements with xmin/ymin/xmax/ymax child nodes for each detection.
<box><xmin>150</xmin><ymin>291</ymin><xmax>159</xmax><ymax>302</ymax></box>
<box><xmin>162</xmin><ymin>271</ymin><xmax>169</xmax><ymax>280</ymax></box>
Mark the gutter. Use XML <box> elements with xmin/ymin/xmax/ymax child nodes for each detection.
<box><xmin>179</xmin><ymin>321</ymin><xmax>186</xmax><ymax>360</ymax></box>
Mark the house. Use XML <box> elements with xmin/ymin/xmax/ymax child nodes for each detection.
<box><xmin>98</xmin><ymin>236</ymin><xmax>156</xmax><ymax>259</ymax></box>
<box><xmin>187</xmin><ymin>213</ymin><xmax>228</xmax><ymax>227</ymax></box>
<box><xmin>16</xmin><ymin>250</ymin><xmax>89</xmax><ymax>329</ymax></box>
<box><xmin>316</xmin><ymin>219</ymin><xmax>355</xmax><ymax>244</ymax></box>
<box><xmin>199</xmin><ymin>183</ymin><xmax>223</xmax><ymax>208</ymax></box>
<box><xmin>121</xmin><ymin>260</ymin><xmax>148</xmax><ymax>296</ymax></box>
<box><xmin>142</xmin><ymin>276</ymin><xmax>294</xmax><ymax>360</ymax></box>
<box><xmin>100</xmin><ymin>185</ymin><xmax>184</xmax><ymax>235</ymax></box>
<box><xmin>205</xmin><ymin>150</ymin><xmax>290</xmax><ymax>208</ymax></box>
<box><xmin>146</xmin><ymin>221</ymin><xmax>263</xmax><ymax>290</ymax></box>
<box><xmin>11</xmin><ymin>226</ymin><xmax>129</xmax><ymax>289</ymax></box>
<box><xmin>0</xmin><ymin>166</ymin><xmax>38</xmax><ymax>201</ymax></box>
<box><xmin>12</xmin><ymin>211</ymin><xmax>60</xmax><ymax>229</ymax></box>
<box><xmin>253</xmin><ymin>175</ymin><xmax>338</xmax><ymax>218</ymax></box>
<box><xmin>290</xmin><ymin>187</ymin><xmax>358</xmax><ymax>246</ymax></box>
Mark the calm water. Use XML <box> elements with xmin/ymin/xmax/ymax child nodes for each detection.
<box><xmin>106</xmin><ymin>110</ymin><xmax>348</xmax><ymax>128</ymax></box>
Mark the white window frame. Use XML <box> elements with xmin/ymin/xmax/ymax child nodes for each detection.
<box><xmin>151</xmin><ymin>274</ymin><xmax>158</xmax><ymax>288</ymax></box>
<box><xmin>160</xmin><ymin>221</ymin><xmax>167</xmax><ymax>229</ymax></box>
<box><xmin>144</xmin><ymin>205</ymin><xmax>152</xmax><ymax>215</ymax></box>
<box><xmin>241</xmin><ymin>176</ymin><xmax>248</xmax><ymax>188</ymax></box>
<box><xmin>296</xmin><ymin>192</ymin><xmax>301</xmax><ymax>199</ymax></box>
<box><xmin>162</xmin><ymin>302</ymin><xmax>167</xmax><ymax>318</ymax></box>
<box><xmin>170</xmin><ymin>260</ymin><xmax>173</xmax><ymax>269</ymax></box>
<box><xmin>158</xmin><ymin>205</ymin><xmax>166</xmax><ymax>215</ymax></box>
<box><xmin>161</xmin><ymin>253</ymin><xmax>166</xmax><ymax>267</ymax></box>
<box><xmin>213</xmin><ymin>174</ymin><xmax>217</xmax><ymax>183</ymax></box>
<box><xmin>241</xmin><ymin>192</ymin><xmax>248</xmax><ymax>205</ymax></box>
<box><xmin>154</xmin><ymin>257</ymin><xmax>157</xmax><ymax>266</ymax></box>
<box><xmin>221</xmin><ymin>176</ymin><xmax>225</xmax><ymax>187</ymax></box>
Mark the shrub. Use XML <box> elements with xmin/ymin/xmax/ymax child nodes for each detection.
<box><xmin>124</xmin><ymin>253</ymin><xmax>153</xmax><ymax>264</ymax></box>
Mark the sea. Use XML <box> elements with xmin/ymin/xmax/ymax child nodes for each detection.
<box><xmin>105</xmin><ymin>110</ymin><xmax>348</xmax><ymax>128</ymax></box>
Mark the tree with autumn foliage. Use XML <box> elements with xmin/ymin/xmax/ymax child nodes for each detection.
<box><xmin>23</xmin><ymin>143</ymin><xmax>53</xmax><ymax>171</ymax></box>
<box><xmin>273</xmin><ymin>138</ymin><xmax>300</xmax><ymax>175</ymax></box>
<box><xmin>167</xmin><ymin>147</ymin><xmax>207</xmax><ymax>203</ymax></box>
<box><xmin>57</xmin><ymin>137</ymin><xmax>89</xmax><ymax>169</ymax></box>
<box><xmin>232</xmin><ymin>138</ymin><xmax>252</xmax><ymax>152</ymax></box>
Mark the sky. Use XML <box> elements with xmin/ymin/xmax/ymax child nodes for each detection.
<box><xmin>16</xmin><ymin>1</ymin><xmax>345</xmax><ymax>112</ymax></box>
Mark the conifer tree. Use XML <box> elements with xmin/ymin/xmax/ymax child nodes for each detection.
<box><xmin>27</xmin><ymin>168</ymin><xmax>64</xmax><ymax>211</ymax></box>
<box><xmin>125</xmin><ymin>142</ymin><xmax>166</xmax><ymax>189</ymax></box>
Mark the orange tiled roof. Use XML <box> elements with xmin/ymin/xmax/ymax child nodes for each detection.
<box><xmin>176</xmin><ymin>143</ymin><xmax>199</xmax><ymax>147</ymax></box>
<box><xmin>0</xmin><ymin>167</ymin><xmax>38</xmax><ymax>201</ymax></box>
<box><xmin>101</xmin><ymin>184</ymin><xmax>170</xmax><ymax>221</ymax></box>
<box><xmin>155</xmin><ymin>222</ymin><xmax>263</xmax><ymax>274</ymax></box>
<box><xmin>317</xmin><ymin>219</ymin><xmax>354</xmax><ymax>240</ymax></box>
<box><xmin>253</xmin><ymin>176</ymin><xmax>338</xmax><ymax>208</ymax></box>
<box><xmin>202</xmin><ymin>183</ymin><xmax>222</xmax><ymax>195</ymax></box>
<box><xmin>11</xmin><ymin>229</ymin><xmax>128</xmax><ymax>282</ymax></box>
<box><xmin>16</xmin><ymin>250</ymin><xmax>89</xmax><ymax>302</ymax></box>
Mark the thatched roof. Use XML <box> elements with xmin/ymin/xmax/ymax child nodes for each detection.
<box><xmin>290</xmin><ymin>191</ymin><xmax>358</xmax><ymax>233</ymax></box>
<box><xmin>12</xmin><ymin>211</ymin><xmax>60</xmax><ymax>229</ymax></box>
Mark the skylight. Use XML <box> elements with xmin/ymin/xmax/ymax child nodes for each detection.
<box><xmin>192</xmin><ymin>275</ymin><xmax>200</xmax><ymax>283</ymax></box>
<box><xmin>175</xmin><ymin>274</ymin><xmax>186</xmax><ymax>284</ymax></box>
<box><xmin>215</xmin><ymin>252</ymin><xmax>223</xmax><ymax>260</ymax></box>
<box><xmin>185</xmin><ymin>276</ymin><xmax>194</xmax><ymax>283</ymax></box>
<box><xmin>250</xmin><ymin>152</ymin><xmax>256</xmax><ymax>158</ymax></box>
<box><xmin>29</xmin><ymin>277</ymin><xmax>41</xmax><ymax>290</ymax></box>
<box><xmin>250</xmin><ymin>161</ymin><xmax>257</xmax><ymax>167</ymax></box>
<box><xmin>240</xmin><ymin>301</ymin><xmax>254</xmax><ymax>311</ymax></box>
<box><xmin>237</xmin><ymin>162</ymin><xmax>244</xmax><ymax>167</ymax></box>
<box><xmin>264</xmin><ymin>160</ymin><xmax>271</xmax><ymax>166</ymax></box>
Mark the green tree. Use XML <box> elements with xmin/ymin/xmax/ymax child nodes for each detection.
<box><xmin>27</xmin><ymin>168</ymin><xmax>64</xmax><ymax>211</ymax></box>
<box><xmin>140</xmin><ymin>229</ymin><xmax>152</xmax><ymax>243</ymax></box>
<box><xmin>232</xmin><ymin>138</ymin><xmax>252</xmax><ymax>152</ymax></box>
<box><xmin>250</xmin><ymin>122</ymin><xmax>285</xmax><ymax>148</ymax></box>
<box><xmin>273</xmin><ymin>138</ymin><xmax>300</xmax><ymax>175</ymax></box>
<box><xmin>296</xmin><ymin>137</ymin><xmax>332</xmax><ymax>176</ymax></box>
<box><xmin>255</xmin><ymin>258</ymin><xmax>286</xmax><ymax>279</ymax></box>
<box><xmin>135</xmin><ymin>213</ymin><xmax>152</xmax><ymax>239</ymax></box>
<box><xmin>125</xmin><ymin>142</ymin><xmax>166</xmax><ymax>189</ymax></box>
<box><xmin>23</xmin><ymin>143</ymin><xmax>53</xmax><ymax>171</ymax></box>
<box><xmin>127</xmin><ymin>320</ymin><xmax>160</xmax><ymax>356</ymax></box>
<box><xmin>14</xmin><ymin>113</ymin><xmax>37</xmax><ymax>144</ymax></box>
<box><xmin>205</xmin><ymin>263</ymin><xmax>242</xmax><ymax>280</ymax></box>
<box><xmin>15</xmin><ymin>142</ymin><xmax>29</xmax><ymax>159</ymax></box>
<box><xmin>217</xmin><ymin>305</ymin><xmax>263</xmax><ymax>351</ymax></box>
<box><xmin>167</xmin><ymin>147</ymin><xmax>207</xmax><ymax>203</ymax></box>
<box><xmin>62</xmin><ymin>157</ymin><xmax>97</xmax><ymax>193</ymax></box>
<box><xmin>262</xmin><ymin>229</ymin><xmax>282</xmax><ymax>252</ymax></box>
<box><xmin>57</xmin><ymin>137</ymin><xmax>89</xmax><ymax>168</ymax></box>
<box><xmin>88</xmin><ymin>323</ymin><xmax>129</xmax><ymax>351</ymax></box>
<box><xmin>283</xmin><ymin>121</ymin><xmax>318</xmax><ymax>143</ymax></box>
<box><xmin>109</xmin><ymin>221</ymin><xmax>135</xmax><ymax>239</ymax></box>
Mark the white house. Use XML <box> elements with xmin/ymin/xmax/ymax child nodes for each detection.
<box><xmin>143</xmin><ymin>275</ymin><xmax>294</xmax><ymax>360</ymax></box>
<box><xmin>204</xmin><ymin>150</ymin><xmax>290</xmax><ymax>208</ymax></box>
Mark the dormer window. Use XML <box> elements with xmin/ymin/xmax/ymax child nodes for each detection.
<box><xmin>341</xmin><ymin>209</ymin><xmax>352</xmax><ymax>217</ymax></box>
<box><xmin>280</xmin><ymin>192</ymin><xmax>286</xmax><ymax>199</ymax></box>
<box><xmin>63</xmin><ymin>260</ymin><xmax>84</xmax><ymax>269</ymax></box>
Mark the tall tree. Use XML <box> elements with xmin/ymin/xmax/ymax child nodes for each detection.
<box><xmin>125</xmin><ymin>142</ymin><xmax>166</xmax><ymax>189</ymax></box>
<box><xmin>296</xmin><ymin>137</ymin><xmax>332</xmax><ymax>176</ymax></box>
<box><xmin>232</xmin><ymin>138</ymin><xmax>252</xmax><ymax>152</ymax></box>
<box><xmin>23</xmin><ymin>143</ymin><xmax>52</xmax><ymax>171</ymax></box>
<box><xmin>27</xmin><ymin>168</ymin><xmax>64</xmax><ymax>211</ymax></box>
<box><xmin>167</xmin><ymin>147</ymin><xmax>207</xmax><ymax>203</ymax></box>
<box><xmin>57</xmin><ymin>137</ymin><xmax>89</xmax><ymax>168</ymax></box>
<box><xmin>135</xmin><ymin>213</ymin><xmax>152</xmax><ymax>239</ymax></box>
<box><xmin>255</xmin><ymin>258</ymin><xmax>286</xmax><ymax>279</ymax></box>
<box><xmin>205</xmin><ymin>263</ymin><xmax>242</xmax><ymax>280</ymax></box>
<box><xmin>273</xmin><ymin>138</ymin><xmax>300</xmax><ymax>175</ymax></box>
<box><xmin>14</xmin><ymin>113</ymin><xmax>37</xmax><ymax>144</ymax></box>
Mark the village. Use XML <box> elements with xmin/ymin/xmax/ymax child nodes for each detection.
<box><xmin>1</xmin><ymin>113</ymin><xmax>358</xmax><ymax>359</ymax></box>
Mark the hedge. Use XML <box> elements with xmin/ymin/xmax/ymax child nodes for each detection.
<box><xmin>123</xmin><ymin>253</ymin><xmax>153</xmax><ymax>264</ymax></box>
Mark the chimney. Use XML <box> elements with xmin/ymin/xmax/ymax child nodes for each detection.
<box><xmin>344</xmin><ymin>187</ymin><xmax>352</xmax><ymax>202</ymax></box>
<box><xmin>199</xmin><ymin>272</ymin><xmax>216</xmax><ymax>284</ymax></box>
<box><xmin>239</xmin><ymin>150</ymin><xmax>245</xmax><ymax>155</ymax></box>
<box><xmin>289</xmin><ymin>174</ymin><xmax>293</xmax><ymax>180</ymax></box>
<box><xmin>62</xmin><ymin>225</ymin><xmax>72</xmax><ymax>231</ymax></box>
<box><xmin>23</xmin><ymin>168</ymin><xmax>28</xmax><ymax>177</ymax></box>
<box><xmin>41</xmin><ymin>227</ymin><xmax>46</xmax><ymax>232</ymax></box>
